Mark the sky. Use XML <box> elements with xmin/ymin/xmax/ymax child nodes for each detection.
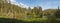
<box><xmin>10</xmin><ymin>0</ymin><xmax>60</xmax><ymax>10</ymax></box>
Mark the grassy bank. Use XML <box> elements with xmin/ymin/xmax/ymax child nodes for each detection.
<box><xmin>0</xmin><ymin>18</ymin><xmax>59</xmax><ymax>23</ymax></box>
<box><xmin>19</xmin><ymin>18</ymin><xmax>48</xmax><ymax>21</ymax></box>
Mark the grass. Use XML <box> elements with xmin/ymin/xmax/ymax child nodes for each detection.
<box><xmin>0</xmin><ymin>12</ymin><xmax>48</xmax><ymax>22</ymax></box>
<box><xmin>0</xmin><ymin>12</ymin><xmax>59</xmax><ymax>22</ymax></box>
<box><xmin>18</xmin><ymin>18</ymin><xmax>48</xmax><ymax>21</ymax></box>
<box><xmin>0</xmin><ymin>12</ymin><xmax>60</xmax><ymax>23</ymax></box>
<box><xmin>56</xmin><ymin>18</ymin><xmax>60</xmax><ymax>20</ymax></box>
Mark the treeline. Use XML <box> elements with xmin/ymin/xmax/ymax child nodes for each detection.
<box><xmin>0</xmin><ymin>0</ymin><xmax>60</xmax><ymax>19</ymax></box>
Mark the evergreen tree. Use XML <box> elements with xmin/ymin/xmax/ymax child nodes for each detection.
<box><xmin>32</xmin><ymin>6</ymin><xmax>42</xmax><ymax>18</ymax></box>
<box><xmin>55</xmin><ymin>6</ymin><xmax>60</xmax><ymax>18</ymax></box>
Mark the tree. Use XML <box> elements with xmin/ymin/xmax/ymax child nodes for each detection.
<box><xmin>0</xmin><ymin>0</ymin><xmax>2</xmax><ymax>2</ymax></box>
<box><xmin>31</xmin><ymin>6</ymin><xmax>42</xmax><ymax>18</ymax></box>
<box><xmin>27</xmin><ymin>7</ymin><xmax>31</xmax><ymax>13</ymax></box>
<box><xmin>37</xmin><ymin>6</ymin><xmax>42</xmax><ymax>18</ymax></box>
<box><xmin>55</xmin><ymin>6</ymin><xmax>60</xmax><ymax>18</ymax></box>
<box><xmin>28</xmin><ymin>7</ymin><xmax>31</xmax><ymax>10</ymax></box>
<box><xmin>4</xmin><ymin>0</ymin><xmax>7</xmax><ymax>2</ymax></box>
<box><xmin>0</xmin><ymin>1</ymin><xmax>2</xmax><ymax>8</ymax></box>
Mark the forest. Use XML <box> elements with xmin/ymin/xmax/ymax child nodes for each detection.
<box><xmin>0</xmin><ymin>0</ymin><xmax>60</xmax><ymax>23</ymax></box>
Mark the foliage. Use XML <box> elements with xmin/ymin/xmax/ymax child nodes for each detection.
<box><xmin>55</xmin><ymin>9</ymin><xmax>60</xmax><ymax>18</ymax></box>
<box><xmin>0</xmin><ymin>0</ymin><xmax>60</xmax><ymax>23</ymax></box>
<box><xmin>0</xmin><ymin>0</ymin><xmax>58</xmax><ymax>18</ymax></box>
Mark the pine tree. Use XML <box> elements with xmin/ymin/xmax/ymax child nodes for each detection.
<box><xmin>56</xmin><ymin>6</ymin><xmax>60</xmax><ymax>18</ymax></box>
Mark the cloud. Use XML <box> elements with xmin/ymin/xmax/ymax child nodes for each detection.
<box><xmin>10</xmin><ymin>0</ymin><xmax>16</xmax><ymax>2</ymax></box>
<box><xmin>40</xmin><ymin>1</ymin><xmax>58</xmax><ymax>10</ymax></box>
<box><xmin>19</xmin><ymin>2</ymin><xmax>29</xmax><ymax>8</ymax></box>
<box><xmin>10</xmin><ymin>0</ymin><xmax>29</xmax><ymax>8</ymax></box>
